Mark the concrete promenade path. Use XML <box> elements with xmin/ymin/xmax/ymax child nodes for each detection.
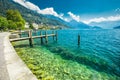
<box><xmin>0</xmin><ymin>32</ymin><xmax>37</xmax><ymax>80</ymax></box>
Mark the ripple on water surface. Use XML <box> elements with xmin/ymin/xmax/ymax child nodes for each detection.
<box><xmin>14</xmin><ymin>29</ymin><xmax>120</xmax><ymax>80</ymax></box>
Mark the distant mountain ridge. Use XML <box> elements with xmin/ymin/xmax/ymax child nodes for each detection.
<box><xmin>89</xmin><ymin>20</ymin><xmax>120</xmax><ymax>29</ymax></box>
<box><xmin>0</xmin><ymin>0</ymin><xmax>103</xmax><ymax>29</ymax></box>
<box><xmin>113</xmin><ymin>26</ymin><xmax>120</xmax><ymax>29</ymax></box>
<box><xmin>0</xmin><ymin>0</ymin><xmax>68</xmax><ymax>29</ymax></box>
<box><xmin>46</xmin><ymin>15</ymin><xmax>92</xmax><ymax>29</ymax></box>
<box><xmin>92</xmin><ymin>26</ymin><xmax>102</xmax><ymax>29</ymax></box>
<box><xmin>67</xmin><ymin>20</ymin><xmax>91</xmax><ymax>29</ymax></box>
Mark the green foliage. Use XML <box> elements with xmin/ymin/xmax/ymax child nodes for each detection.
<box><xmin>16</xmin><ymin>22</ymin><xmax>25</xmax><ymax>29</ymax></box>
<box><xmin>0</xmin><ymin>10</ymin><xmax>26</xmax><ymax>31</ymax></box>
<box><xmin>7</xmin><ymin>20</ymin><xmax>17</xmax><ymax>29</ymax></box>
<box><xmin>6</xmin><ymin>10</ymin><xmax>25</xmax><ymax>23</ymax></box>
<box><xmin>29</xmin><ymin>23</ymin><xmax>34</xmax><ymax>29</ymax></box>
<box><xmin>6</xmin><ymin>10</ymin><xmax>25</xmax><ymax>30</ymax></box>
<box><xmin>0</xmin><ymin>16</ymin><xmax>8</xmax><ymax>30</ymax></box>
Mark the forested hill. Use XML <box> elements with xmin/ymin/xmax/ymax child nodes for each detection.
<box><xmin>0</xmin><ymin>0</ymin><xmax>68</xmax><ymax>28</ymax></box>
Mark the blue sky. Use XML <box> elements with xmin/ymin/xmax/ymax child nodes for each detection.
<box><xmin>28</xmin><ymin>0</ymin><xmax>120</xmax><ymax>14</ymax></box>
<box><xmin>13</xmin><ymin>0</ymin><xmax>120</xmax><ymax>24</ymax></box>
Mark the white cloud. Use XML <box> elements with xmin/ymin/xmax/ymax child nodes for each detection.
<box><xmin>63</xmin><ymin>18</ymin><xmax>71</xmax><ymax>22</ymax></box>
<box><xmin>68</xmin><ymin>12</ymin><xmax>80</xmax><ymax>22</ymax></box>
<box><xmin>83</xmin><ymin>15</ymin><xmax>120</xmax><ymax>24</ymax></box>
<box><xmin>13</xmin><ymin>0</ymin><xmax>66</xmax><ymax>21</ymax></box>
<box><xmin>11</xmin><ymin>0</ymin><xmax>120</xmax><ymax>24</ymax></box>
<box><xmin>13</xmin><ymin>0</ymin><xmax>27</xmax><ymax>7</ymax></box>
<box><xmin>12</xmin><ymin>0</ymin><xmax>82</xmax><ymax>22</ymax></box>
<box><xmin>38</xmin><ymin>8</ymin><xmax>58</xmax><ymax>16</ymax></box>
<box><xmin>25</xmin><ymin>1</ymin><xmax>40</xmax><ymax>12</ymax></box>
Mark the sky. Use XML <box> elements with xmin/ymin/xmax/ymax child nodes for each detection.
<box><xmin>13</xmin><ymin>0</ymin><xmax>120</xmax><ymax>24</ymax></box>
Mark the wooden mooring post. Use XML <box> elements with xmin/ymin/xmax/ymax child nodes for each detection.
<box><xmin>45</xmin><ymin>31</ymin><xmax>48</xmax><ymax>44</ymax></box>
<box><xmin>55</xmin><ymin>31</ymin><xmax>58</xmax><ymax>41</ymax></box>
<box><xmin>52</xmin><ymin>30</ymin><xmax>55</xmax><ymax>40</ymax></box>
<box><xmin>40</xmin><ymin>31</ymin><xmax>43</xmax><ymax>44</ymax></box>
<box><xmin>78</xmin><ymin>34</ymin><xmax>80</xmax><ymax>46</ymax></box>
<box><xmin>28</xmin><ymin>30</ymin><xmax>33</xmax><ymax>47</ymax></box>
<box><xmin>19</xmin><ymin>30</ymin><xmax>22</xmax><ymax>38</ymax></box>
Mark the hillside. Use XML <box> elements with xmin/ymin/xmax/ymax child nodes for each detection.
<box><xmin>46</xmin><ymin>15</ymin><xmax>91</xmax><ymax>29</ymax></box>
<box><xmin>113</xmin><ymin>26</ymin><xmax>120</xmax><ymax>29</ymax></box>
<box><xmin>0</xmin><ymin>0</ymin><xmax>68</xmax><ymax>29</ymax></box>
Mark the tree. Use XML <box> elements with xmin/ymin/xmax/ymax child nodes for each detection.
<box><xmin>7</xmin><ymin>20</ymin><xmax>17</xmax><ymax>30</ymax></box>
<box><xmin>6</xmin><ymin>10</ymin><xmax>25</xmax><ymax>30</ymax></box>
<box><xmin>16</xmin><ymin>22</ymin><xmax>24</xmax><ymax>30</ymax></box>
<box><xmin>0</xmin><ymin>16</ymin><xmax>8</xmax><ymax>30</ymax></box>
<box><xmin>29</xmin><ymin>23</ymin><xmax>34</xmax><ymax>29</ymax></box>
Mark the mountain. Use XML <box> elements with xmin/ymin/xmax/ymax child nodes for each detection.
<box><xmin>46</xmin><ymin>15</ymin><xmax>91</xmax><ymax>29</ymax></box>
<box><xmin>0</xmin><ymin>0</ymin><xmax>68</xmax><ymax>29</ymax></box>
<box><xmin>91</xmin><ymin>26</ymin><xmax>102</xmax><ymax>29</ymax></box>
<box><xmin>67</xmin><ymin>20</ymin><xmax>91</xmax><ymax>29</ymax></box>
<box><xmin>89</xmin><ymin>20</ymin><xmax>120</xmax><ymax>29</ymax></box>
<box><xmin>113</xmin><ymin>26</ymin><xmax>120</xmax><ymax>29</ymax></box>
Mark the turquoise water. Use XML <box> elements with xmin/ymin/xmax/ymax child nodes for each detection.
<box><xmin>14</xmin><ymin>29</ymin><xmax>120</xmax><ymax>79</ymax></box>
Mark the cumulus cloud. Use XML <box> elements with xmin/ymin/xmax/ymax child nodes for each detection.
<box><xmin>83</xmin><ymin>15</ymin><xmax>120</xmax><ymax>24</ymax></box>
<box><xmin>38</xmin><ymin>8</ymin><xmax>58</xmax><ymax>16</ymax></box>
<box><xmin>25</xmin><ymin>1</ymin><xmax>40</xmax><ymax>12</ymax></box>
<box><xmin>13</xmin><ymin>0</ymin><xmax>66</xmax><ymax>20</ymax></box>
<box><xmin>13</xmin><ymin>0</ymin><xmax>40</xmax><ymax>11</ymax></box>
<box><xmin>68</xmin><ymin>12</ymin><xmax>80</xmax><ymax>22</ymax></box>
<box><xmin>12</xmin><ymin>0</ymin><xmax>81</xmax><ymax>22</ymax></box>
<box><xmin>63</xmin><ymin>18</ymin><xmax>71</xmax><ymax>22</ymax></box>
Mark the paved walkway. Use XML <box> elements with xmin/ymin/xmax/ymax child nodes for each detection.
<box><xmin>0</xmin><ymin>32</ymin><xmax>10</xmax><ymax>80</ymax></box>
<box><xmin>0</xmin><ymin>32</ymin><xmax>37</xmax><ymax>80</ymax></box>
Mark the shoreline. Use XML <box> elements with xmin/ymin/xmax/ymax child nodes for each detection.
<box><xmin>0</xmin><ymin>32</ymin><xmax>37</xmax><ymax>80</ymax></box>
<box><xmin>1</xmin><ymin>30</ymin><xmax>119</xmax><ymax>80</ymax></box>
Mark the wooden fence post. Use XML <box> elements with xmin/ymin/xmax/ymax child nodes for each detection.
<box><xmin>29</xmin><ymin>30</ymin><xmax>33</xmax><ymax>47</ymax></box>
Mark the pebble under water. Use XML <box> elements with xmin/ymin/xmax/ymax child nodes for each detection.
<box><xmin>14</xmin><ymin>29</ymin><xmax>120</xmax><ymax>80</ymax></box>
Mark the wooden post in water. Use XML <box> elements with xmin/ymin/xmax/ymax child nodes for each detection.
<box><xmin>78</xmin><ymin>34</ymin><xmax>80</xmax><ymax>46</ymax></box>
<box><xmin>27</xmin><ymin>30</ymin><xmax>29</xmax><ymax>37</ymax></box>
<box><xmin>40</xmin><ymin>31</ymin><xmax>43</xmax><ymax>44</ymax></box>
<box><xmin>45</xmin><ymin>31</ymin><xmax>48</xmax><ymax>44</ymax></box>
<box><xmin>52</xmin><ymin>30</ymin><xmax>55</xmax><ymax>40</ymax></box>
<box><xmin>19</xmin><ymin>30</ymin><xmax>22</xmax><ymax>38</ymax></box>
<box><xmin>55</xmin><ymin>31</ymin><xmax>58</xmax><ymax>41</ymax></box>
<box><xmin>29</xmin><ymin>30</ymin><xmax>33</xmax><ymax>47</ymax></box>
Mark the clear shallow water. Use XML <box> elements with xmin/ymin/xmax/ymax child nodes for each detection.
<box><xmin>14</xmin><ymin>29</ymin><xmax>120</xmax><ymax>79</ymax></box>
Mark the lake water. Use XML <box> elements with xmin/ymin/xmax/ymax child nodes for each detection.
<box><xmin>14</xmin><ymin>29</ymin><xmax>120</xmax><ymax>79</ymax></box>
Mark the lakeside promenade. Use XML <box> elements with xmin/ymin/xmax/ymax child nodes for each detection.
<box><xmin>0</xmin><ymin>32</ymin><xmax>37</xmax><ymax>80</ymax></box>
